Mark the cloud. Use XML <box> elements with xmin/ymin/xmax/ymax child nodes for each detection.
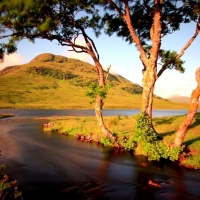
<box><xmin>0</xmin><ymin>53</ymin><xmax>25</xmax><ymax>70</ymax></box>
<box><xmin>154</xmin><ymin>71</ymin><xmax>197</xmax><ymax>98</ymax></box>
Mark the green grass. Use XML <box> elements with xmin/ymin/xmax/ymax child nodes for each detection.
<box><xmin>0</xmin><ymin>53</ymin><xmax>196</xmax><ymax>110</ymax></box>
<box><xmin>43</xmin><ymin>112</ymin><xmax>200</xmax><ymax>169</ymax></box>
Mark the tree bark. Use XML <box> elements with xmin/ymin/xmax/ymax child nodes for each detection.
<box><xmin>92</xmin><ymin>58</ymin><xmax>118</xmax><ymax>146</ymax></box>
<box><xmin>141</xmin><ymin>67</ymin><xmax>157</xmax><ymax>118</ymax></box>
<box><xmin>173</xmin><ymin>67</ymin><xmax>200</xmax><ymax>147</ymax></box>
<box><xmin>95</xmin><ymin>95</ymin><xmax>117</xmax><ymax>144</ymax></box>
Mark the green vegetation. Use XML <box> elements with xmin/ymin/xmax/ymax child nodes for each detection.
<box><xmin>0</xmin><ymin>53</ymin><xmax>196</xmax><ymax>110</ymax></box>
<box><xmin>135</xmin><ymin>113</ymin><xmax>183</xmax><ymax>161</ymax></box>
<box><xmin>0</xmin><ymin>165</ymin><xmax>23</xmax><ymax>200</ymax></box>
<box><xmin>43</xmin><ymin>112</ymin><xmax>200</xmax><ymax>169</ymax></box>
<box><xmin>86</xmin><ymin>82</ymin><xmax>110</xmax><ymax>104</ymax></box>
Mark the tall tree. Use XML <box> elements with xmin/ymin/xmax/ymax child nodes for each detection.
<box><xmin>173</xmin><ymin>67</ymin><xmax>200</xmax><ymax>147</ymax></box>
<box><xmin>93</xmin><ymin>0</ymin><xmax>199</xmax><ymax>128</ymax></box>
<box><xmin>0</xmin><ymin>0</ymin><xmax>117</xmax><ymax>144</ymax></box>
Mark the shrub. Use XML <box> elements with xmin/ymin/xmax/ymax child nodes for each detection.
<box><xmin>0</xmin><ymin>165</ymin><xmax>23</xmax><ymax>200</ymax></box>
<box><xmin>135</xmin><ymin>113</ymin><xmax>183</xmax><ymax>161</ymax></box>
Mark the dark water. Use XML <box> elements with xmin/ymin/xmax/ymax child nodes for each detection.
<box><xmin>0</xmin><ymin>110</ymin><xmax>200</xmax><ymax>200</ymax></box>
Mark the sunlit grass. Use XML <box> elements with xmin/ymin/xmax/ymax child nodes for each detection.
<box><xmin>44</xmin><ymin>112</ymin><xmax>200</xmax><ymax>168</ymax></box>
<box><xmin>0</xmin><ymin>54</ymin><xmax>196</xmax><ymax>109</ymax></box>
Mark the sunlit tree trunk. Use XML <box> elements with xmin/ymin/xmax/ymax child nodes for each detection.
<box><xmin>173</xmin><ymin>67</ymin><xmax>200</xmax><ymax>147</ymax></box>
<box><xmin>95</xmin><ymin>95</ymin><xmax>117</xmax><ymax>143</ymax></box>
<box><xmin>93</xmin><ymin>59</ymin><xmax>118</xmax><ymax>145</ymax></box>
<box><xmin>141</xmin><ymin>68</ymin><xmax>157</xmax><ymax>118</ymax></box>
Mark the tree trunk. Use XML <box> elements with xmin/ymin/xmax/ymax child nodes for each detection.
<box><xmin>141</xmin><ymin>68</ymin><xmax>156</xmax><ymax>118</ymax></box>
<box><xmin>140</xmin><ymin>67</ymin><xmax>160</xmax><ymax>136</ymax></box>
<box><xmin>173</xmin><ymin>67</ymin><xmax>200</xmax><ymax>147</ymax></box>
<box><xmin>95</xmin><ymin>95</ymin><xmax>117</xmax><ymax>145</ymax></box>
<box><xmin>92</xmin><ymin>59</ymin><xmax>118</xmax><ymax>146</ymax></box>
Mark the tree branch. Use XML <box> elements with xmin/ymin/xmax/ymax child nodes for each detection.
<box><xmin>157</xmin><ymin>26</ymin><xmax>199</xmax><ymax>79</ymax></box>
<box><xmin>149</xmin><ymin>0</ymin><xmax>163</xmax><ymax>63</ymax></box>
<box><xmin>105</xmin><ymin>65</ymin><xmax>111</xmax><ymax>83</ymax></box>
<box><xmin>122</xmin><ymin>0</ymin><xmax>149</xmax><ymax>66</ymax></box>
<box><xmin>106</xmin><ymin>0</ymin><xmax>125</xmax><ymax>16</ymax></box>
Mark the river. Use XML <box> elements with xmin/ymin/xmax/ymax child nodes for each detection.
<box><xmin>0</xmin><ymin>109</ymin><xmax>200</xmax><ymax>200</ymax></box>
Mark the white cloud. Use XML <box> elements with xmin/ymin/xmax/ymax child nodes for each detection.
<box><xmin>0</xmin><ymin>53</ymin><xmax>25</xmax><ymax>70</ymax></box>
<box><xmin>154</xmin><ymin>71</ymin><xmax>197</xmax><ymax>98</ymax></box>
<box><xmin>122</xmin><ymin>69</ymin><xmax>197</xmax><ymax>98</ymax></box>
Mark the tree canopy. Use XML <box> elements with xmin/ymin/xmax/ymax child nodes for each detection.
<box><xmin>0</xmin><ymin>0</ymin><xmax>99</xmax><ymax>57</ymax></box>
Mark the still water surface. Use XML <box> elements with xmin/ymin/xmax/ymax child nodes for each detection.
<box><xmin>0</xmin><ymin>109</ymin><xmax>200</xmax><ymax>200</ymax></box>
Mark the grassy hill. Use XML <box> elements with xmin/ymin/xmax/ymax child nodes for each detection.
<box><xmin>0</xmin><ymin>53</ymin><xmax>193</xmax><ymax>109</ymax></box>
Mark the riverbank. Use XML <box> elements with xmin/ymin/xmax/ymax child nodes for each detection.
<box><xmin>43</xmin><ymin>113</ymin><xmax>200</xmax><ymax>169</ymax></box>
<box><xmin>0</xmin><ymin>113</ymin><xmax>15</xmax><ymax>118</ymax></box>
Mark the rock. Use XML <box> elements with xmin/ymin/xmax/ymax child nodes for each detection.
<box><xmin>148</xmin><ymin>180</ymin><xmax>162</xmax><ymax>188</ymax></box>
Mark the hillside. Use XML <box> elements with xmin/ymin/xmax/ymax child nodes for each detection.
<box><xmin>0</xmin><ymin>53</ymin><xmax>191</xmax><ymax>109</ymax></box>
<box><xmin>167</xmin><ymin>95</ymin><xmax>191</xmax><ymax>104</ymax></box>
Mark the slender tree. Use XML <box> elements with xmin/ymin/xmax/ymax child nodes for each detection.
<box><xmin>93</xmin><ymin>0</ymin><xmax>199</xmax><ymax>127</ymax></box>
<box><xmin>0</xmin><ymin>0</ymin><xmax>117</xmax><ymax>144</ymax></box>
<box><xmin>173</xmin><ymin>67</ymin><xmax>200</xmax><ymax>147</ymax></box>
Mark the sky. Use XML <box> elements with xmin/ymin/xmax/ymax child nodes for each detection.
<box><xmin>0</xmin><ymin>21</ymin><xmax>200</xmax><ymax>99</ymax></box>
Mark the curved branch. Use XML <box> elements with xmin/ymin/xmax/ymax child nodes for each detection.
<box><xmin>106</xmin><ymin>0</ymin><xmax>125</xmax><ymax>16</ymax></box>
<box><xmin>157</xmin><ymin>26</ymin><xmax>199</xmax><ymax>79</ymax></box>
<box><xmin>79</xmin><ymin>26</ymin><xmax>100</xmax><ymax>60</ymax></box>
<box><xmin>123</xmin><ymin>0</ymin><xmax>149</xmax><ymax>66</ymax></box>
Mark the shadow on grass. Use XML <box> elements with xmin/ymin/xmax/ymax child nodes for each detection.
<box><xmin>189</xmin><ymin>113</ymin><xmax>200</xmax><ymax>129</ymax></box>
<box><xmin>154</xmin><ymin>116</ymin><xmax>177</xmax><ymax>126</ymax></box>
<box><xmin>184</xmin><ymin>137</ymin><xmax>200</xmax><ymax>146</ymax></box>
<box><xmin>159</xmin><ymin>131</ymin><xmax>174</xmax><ymax>137</ymax></box>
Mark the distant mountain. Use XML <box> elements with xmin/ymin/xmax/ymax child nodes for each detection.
<box><xmin>0</xmin><ymin>53</ymin><xmax>190</xmax><ymax>109</ymax></box>
<box><xmin>167</xmin><ymin>95</ymin><xmax>191</xmax><ymax>104</ymax></box>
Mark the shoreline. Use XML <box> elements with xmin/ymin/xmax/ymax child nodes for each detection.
<box><xmin>41</xmin><ymin>114</ymin><xmax>200</xmax><ymax>170</ymax></box>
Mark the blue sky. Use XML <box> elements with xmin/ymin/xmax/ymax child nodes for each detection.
<box><xmin>1</xmin><ymin>21</ymin><xmax>200</xmax><ymax>99</ymax></box>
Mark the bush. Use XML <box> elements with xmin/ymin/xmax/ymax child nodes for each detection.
<box><xmin>135</xmin><ymin>113</ymin><xmax>183</xmax><ymax>161</ymax></box>
<box><xmin>0</xmin><ymin>165</ymin><xmax>23</xmax><ymax>200</ymax></box>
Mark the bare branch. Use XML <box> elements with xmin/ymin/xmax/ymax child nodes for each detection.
<box><xmin>105</xmin><ymin>65</ymin><xmax>111</xmax><ymax>83</ymax></box>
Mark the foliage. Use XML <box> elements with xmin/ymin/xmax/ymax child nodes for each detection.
<box><xmin>100</xmin><ymin>137</ymin><xmax>112</xmax><ymax>147</ymax></box>
<box><xmin>27</xmin><ymin>66</ymin><xmax>78</xmax><ymax>80</ymax></box>
<box><xmin>86</xmin><ymin>82</ymin><xmax>110</xmax><ymax>104</ymax></box>
<box><xmin>96</xmin><ymin>0</ymin><xmax>199</xmax><ymax>44</ymax></box>
<box><xmin>0</xmin><ymin>0</ymin><xmax>99</xmax><ymax>54</ymax></box>
<box><xmin>143</xmin><ymin>45</ymin><xmax>185</xmax><ymax>73</ymax></box>
<box><xmin>117</xmin><ymin>135</ymin><xmax>136</xmax><ymax>151</ymax></box>
<box><xmin>0</xmin><ymin>165</ymin><xmax>23</xmax><ymax>200</ymax></box>
<box><xmin>135</xmin><ymin>113</ymin><xmax>183</xmax><ymax>161</ymax></box>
